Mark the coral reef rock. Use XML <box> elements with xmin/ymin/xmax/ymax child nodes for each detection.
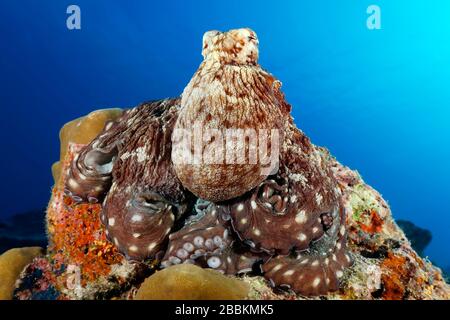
<box><xmin>0</xmin><ymin>247</ymin><xmax>43</xmax><ymax>300</ymax></box>
<box><xmin>135</xmin><ymin>264</ymin><xmax>249</xmax><ymax>300</ymax></box>
<box><xmin>8</xmin><ymin>28</ymin><xmax>450</xmax><ymax>301</ymax></box>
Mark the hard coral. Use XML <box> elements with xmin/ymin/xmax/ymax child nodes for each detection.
<box><xmin>134</xmin><ymin>264</ymin><xmax>249</xmax><ymax>300</ymax></box>
<box><xmin>0</xmin><ymin>247</ymin><xmax>43</xmax><ymax>300</ymax></box>
<box><xmin>14</xmin><ymin>256</ymin><xmax>65</xmax><ymax>300</ymax></box>
<box><xmin>332</xmin><ymin>161</ymin><xmax>450</xmax><ymax>300</ymax></box>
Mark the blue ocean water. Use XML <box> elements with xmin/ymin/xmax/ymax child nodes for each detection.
<box><xmin>0</xmin><ymin>0</ymin><xmax>449</xmax><ymax>268</ymax></box>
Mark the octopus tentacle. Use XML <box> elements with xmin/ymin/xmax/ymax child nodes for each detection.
<box><xmin>161</xmin><ymin>202</ymin><xmax>232</xmax><ymax>269</ymax></box>
<box><xmin>99</xmin><ymin>99</ymin><xmax>190</xmax><ymax>260</ymax></box>
<box><xmin>65</xmin><ymin>134</ymin><xmax>119</xmax><ymax>204</ymax></box>
<box><xmin>195</xmin><ymin>247</ymin><xmax>265</xmax><ymax>275</ymax></box>
<box><xmin>227</xmin><ymin>173</ymin><xmax>328</xmax><ymax>255</ymax></box>
<box><xmin>161</xmin><ymin>201</ymin><xmax>264</xmax><ymax>274</ymax></box>
<box><xmin>63</xmin><ymin>107</ymin><xmax>144</xmax><ymax>203</ymax></box>
<box><xmin>102</xmin><ymin>187</ymin><xmax>177</xmax><ymax>261</ymax></box>
<box><xmin>262</xmin><ymin>204</ymin><xmax>353</xmax><ymax>296</ymax></box>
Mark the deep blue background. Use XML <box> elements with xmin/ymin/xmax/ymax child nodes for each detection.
<box><xmin>0</xmin><ymin>1</ymin><xmax>449</xmax><ymax>267</ymax></box>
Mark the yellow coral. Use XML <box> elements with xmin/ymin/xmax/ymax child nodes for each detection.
<box><xmin>0</xmin><ymin>247</ymin><xmax>43</xmax><ymax>300</ymax></box>
<box><xmin>135</xmin><ymin>264</ymin><xmax>249</xmax><ymax>300</ymax></box>
<box><xmin>52</xmin><ymin>108</ymin><xmax>122</xmax><ymax>183</ymax></box>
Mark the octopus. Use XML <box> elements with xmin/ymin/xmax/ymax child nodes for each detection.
<box><xmin>64</xmin><ymin>28</ymin><xmax>353</xmax><ymax>296</ymax></box>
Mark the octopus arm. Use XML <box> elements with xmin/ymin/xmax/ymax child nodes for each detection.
<box><xmin>228</xmin><ymin>176</ymin><xmax>326</xmax><ymax>255</ymax></box>
<box><xmin>102</xmin><ymin>187</ymin><xmax>176</xmax><ymax>261</ymax></box>
<box><xmin>161</xmin><ymin>202</ymin><xmax>264</xmax><ymax>274</ymax></box>
<box><xmin>64</xmin><ymin>113</ymin><xmax>130</xmax><ymax>203</ymax></box>
<box><xmin>262</xmin><ymin>204</ymin><xmax>353</xmax><ymax>296</ymax></box>
<box><xmin>99</xmin><ymin>99</ymin><xmax>189</xmax><ymax>261</ymax></box>
<box><xmin>161</xmin><ymin>203</ymin><xmax>232</xmax><ymax>269</ymax></box>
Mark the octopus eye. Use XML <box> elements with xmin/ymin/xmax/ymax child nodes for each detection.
<box><xmin>256</xmin><ymin>177</ymin><xmax>289</xmax><ymax>214</ymax></box>
<box><xmin>132</xmin><ymin>191</ymin><xmax>187</xmax><ymax>218</ymax></box>
<box><xmin>320</xmin><ymin>212</ymin><xmax>334</xmax><ymax>231</ymax></box>
<box><xmin>83</xmin><ymin>147</ymin><xmax>117</xmax><ymax>175</ymax></box>
<box><xmin>133</xmin><ymin>192</ymin><xmax>169</xmax><ymax>213</ymax></box>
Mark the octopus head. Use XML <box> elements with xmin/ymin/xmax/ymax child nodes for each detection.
<box><xmin>201</xmin><ymin>28</ymin><xmax>259</xmax><ymax>65</ymax></box>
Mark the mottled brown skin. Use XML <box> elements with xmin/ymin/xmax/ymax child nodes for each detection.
<box><xmin>66</xmin><ymin>99</ymin><xmax>190</xmax><ymax>261</ymax></box>
<box><xmin>262</xmin><ymin>202</ymin><xmax>353</xmax><ymax>296</ymax></box>
<box><xmin>227</xmin><ymin>173</ymin><xmax>334</xmax><ymax>255</ymax></box>
<box><xmin>172</xmin><ymin>28</ymin><xmax>285</xmax><ymax>202</ymax></box>
<box><xmin>256</xmin><ymin>85</ymin><xmax>353</xmax><ymax>296</ymax></box>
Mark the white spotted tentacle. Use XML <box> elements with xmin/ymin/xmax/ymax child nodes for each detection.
<box><xmin>262</xmin><ymin>205</ymin><xmax>353</xmax><ymax>296</ymax></box>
